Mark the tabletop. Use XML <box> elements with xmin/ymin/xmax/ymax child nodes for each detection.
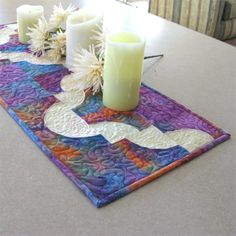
<box><xmin>0</xmin><ymin>0</ymin><xmax>236</xmax><ymax>236</ymax></box>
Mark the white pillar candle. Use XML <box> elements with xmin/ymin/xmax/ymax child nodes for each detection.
<box><xmin>66</xmin><ymin>9</ymin><xmax>103</xmax><ymax>67</ymax></box>
<box><xmin>17</xmin><ymin>5</ymin><xmax>44</xmax><ymax>44</ymax></box>
<box><xmin>103</xmin><ymin>32</ymin><xmax>145</xmax><ymax>111</ymax></box>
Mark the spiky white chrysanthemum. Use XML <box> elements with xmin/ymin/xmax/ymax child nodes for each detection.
<box><xmin>27</xmin><ymin>17</ymin><xmax>49</xmax><ymax>56</ymax></box>
<box><xmin>47</xmin><ymin>30</ymin><xmax>66</xmax><ymax>62</ymax></box>
<box><xmin>91</xmin><ymin>24</ymin><xmax>106</xmax><ymax>59</ymax></box>
<box><xmin>49</xmin><ymin>3</ymin><xmax>76</xmax><ymax>29</ymax></box>
<box><xmin>71</xmin><ymin>45</ymin><xmax>103</xmax><ymax>94</ymax></box>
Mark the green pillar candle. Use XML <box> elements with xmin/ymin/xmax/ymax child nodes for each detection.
<box><xmin>103</xmin><ymin>32</ymin><xmax>145</xmax><ymax>111</ymax></box>
<box><xmin>17</xmin><ymin>5</ymin><xmax>44</xmax><ymax>44</ymax></box>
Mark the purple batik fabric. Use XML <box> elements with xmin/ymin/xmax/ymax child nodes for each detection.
<box><xmin>136</xmin><ymin>86</ymin><xmax>221</xmax><ymax>137</ymax></box>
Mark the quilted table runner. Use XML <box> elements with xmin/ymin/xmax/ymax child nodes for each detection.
<box><xmin>0</xmin><ymin>24</ymin><xmax>230</xmax><ymax>207</ymax></box>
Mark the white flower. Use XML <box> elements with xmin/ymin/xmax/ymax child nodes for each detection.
<box><xmin>91</xmin><ymin>24</ymin><xmax>106</xmax><ymax>59</ymax></box>
<box><xmin>49</xmin><ymin>3</ymin><xmax>76</xmax><ymax>29</ymax></box>
<box><xmin>27</xmin><ymin>17</ymin><xmax>49</xmax><ymax>56</ymax></box>
<box><xmin>47</xmin><ymin>30</ymin><xmax>66</xmax><ymax>62</ymax></box>
<box><xmin>71</xmin><ymin>45</ymin><xmax>103</xmax><ymax>94</ymax></box>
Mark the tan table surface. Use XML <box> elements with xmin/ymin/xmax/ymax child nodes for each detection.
<box><xmin>0</xmin><ymin>0</ymin><xmax>236</xmax><ymax>236</ymax></box>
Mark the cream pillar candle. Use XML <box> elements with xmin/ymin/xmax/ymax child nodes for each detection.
<box><xmin>103</xmin><ymin>32</ymin><xmax>145</xmax><ymax>111</ymax></box>
<box><xmin>66</xmin><ymin>9</ymin><xmax>103</xmax><ymax>67</ymax></box>
<box><xmin>17</xmin><ymin>5</ymin><xmax>44</xmax><ymax>44</ymax></box>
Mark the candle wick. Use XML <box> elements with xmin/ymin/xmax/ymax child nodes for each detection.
<box><xmin>144</xmin><ymin>54</ymin><xmax>164</xmax><ymax>60</ymax></box>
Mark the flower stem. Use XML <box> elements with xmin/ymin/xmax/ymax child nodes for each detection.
<box><xmin>144</xmin><ymin>54</ymin><xmax>164</xmax><ymax>60</ymax></box>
